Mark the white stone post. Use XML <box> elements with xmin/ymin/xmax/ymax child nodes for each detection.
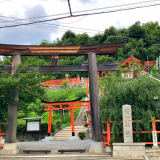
<box><xmin>112</xmin><ymin>104</ymin><xmax>146</xmax><ymax>157</ymax></box>
<box><xmin>152</xmin><ymin>131</ymin><xmax>159</xmax><ymax>148</ymax></box>
<box><xmin>122</xmin><ymin>105</ymin><xmax>133</xmax><ymax>143</ymax></box>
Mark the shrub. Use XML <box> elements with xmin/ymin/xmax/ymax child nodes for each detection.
<box><xmin>83</xmin><ymin>114</ymin><xmax>86</xmax><ymax>119</ymax></box>
<box><xmin>55</xmin><ymin>119</ymin><xmax>62</xmax><ymax>130</ymax></box>
<box><xmin>61</xmin><ymin>80</ymin><xmax>69</xmax><ymax>89</ymax></box>
<box><xmin>84</xmin><ymin>123</ymin><xmax>88</xmax><ymax>128</ymax></box>
<box><xmin>78</xmin><ymin>131</ymin><xmax>86</xmax><ymax>140</ymax></box>
<box><xmin>75</xmin><ymin>89</ymin><xmax>86</xmax><ymax>98</ymax></box>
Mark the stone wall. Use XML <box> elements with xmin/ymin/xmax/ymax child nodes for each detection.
<box><xmin>47</xmin><ymin>82</ymin><xmax>87</xmax><ymax>91</ymax></box>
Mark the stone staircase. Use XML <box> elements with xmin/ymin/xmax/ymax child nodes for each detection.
<box><xmin>74</xmin><ymin>107</ymin><xmax>88</xmax><ymax>126</ymax></box>
<box><xmin>52</xmin><ymin>126</ymin><xmax>86</xmax><ymax>140</ymax></box>
<box><xmin>75</xmin><ymin>96</ymin><xmax>90</xmax><ymax>126</ymax></box>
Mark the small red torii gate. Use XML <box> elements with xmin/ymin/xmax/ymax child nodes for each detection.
<box><xmin>42</xmin><ymin>98</ymin><xmax>90</xmax><ymax>136</ymax></box>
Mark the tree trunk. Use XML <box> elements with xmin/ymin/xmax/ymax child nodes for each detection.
<box><xmin>88</xmin><ymin>53</ymin><xmax>102</xmax><ymax>142</ymax></box>
<box><xmin>5</xmin><ymin>54</ymin><xmax>21</xmax><ymax>143</ymax></box>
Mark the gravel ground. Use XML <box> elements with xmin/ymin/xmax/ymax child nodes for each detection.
<box><xmin>17</xmin><ymin>139</ymin><xmax>92</xmax><ymax>150</ymax></box>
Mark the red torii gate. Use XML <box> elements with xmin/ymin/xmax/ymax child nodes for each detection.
<box><xmin>42</xmin><ymin>98</ymin><xmax>90</xmax><ymax>136</ymax></box>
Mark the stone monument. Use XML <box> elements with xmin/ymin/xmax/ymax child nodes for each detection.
<box><xmin>113</xmin><ymin>105</ymin><xmax>146</xmax><ymax>157</ymax></box>
<box><xmin>152</xmin><ymin>131</ymin><xmax>159</xmax><ymax>148</ymax></box>
<box><xmin>123</xmin><ymin>105</ymin><xmax>133</xmax><ymax>143</ymax></box>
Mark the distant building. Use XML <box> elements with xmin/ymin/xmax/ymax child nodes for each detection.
<box><xmin>119</xmin><ymin>55</ymin><xmax>149</xmax><ymax>79</ymax></box>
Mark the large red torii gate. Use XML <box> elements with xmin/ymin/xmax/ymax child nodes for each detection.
<box><xmin>42</xmin><ymin>98</ymin><xmax>90</xmax><ymax>136</ymax></box>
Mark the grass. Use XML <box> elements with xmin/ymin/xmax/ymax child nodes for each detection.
<box><xmin>18</xmin><ymin>88</ymin><xmax>87</xmax><ymax>129</ymax></box>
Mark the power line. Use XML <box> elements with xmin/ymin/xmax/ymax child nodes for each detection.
<box><xmin>0</xmin><ymin>2</ymin><xmax>160</xmax><ymax>29</ymax></box>
<box><xmin>0</xmin><ymin>0</ymin><xmax>159</xmax><ymax>21</ymax></box>
<box><xmin>67</xmin><ymin>0</ymin><xmax>72</xmax><ymax>16</ymax></box>
<box><xmin>27</xmin><ymin>24</ymin><xmax>96</xmax><ymax>35</ymax></box>
<box><xmin>63</xmin><ymin>16</ymin><xmax>86</xmax><ymax>24</ymax></box>
<box><xmin>71</xmin><ymin>0</ymin><xmax>160</xmax><ymax>14</ymax></box>
<box><xmin>0</xmin><ymin>16</ymin><xmax>101</xmax><ymax>32</ymax></box>
<box><xmin>36</xmin><ymin>22</ymin><xmax>102</xmax><ymax>32</ymax></box>
<box><xmin>0</xmin><ymin>15</ymin><xmax>86</xmax><ymax>25</ymax></box>
<box><xmin>0</xmin><ymin>0</ymin><xmax>12</xmax><ymax>2</ymax></box>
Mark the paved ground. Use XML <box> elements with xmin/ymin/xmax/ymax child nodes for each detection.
<box><xmin>0</xmin><ymin>140</ymin><xmax>144</xmax><ymax>160</ymax></box>
<box><xmin>17</xmin><ymin>139</ymin><xmax>91</xmax><ymax>149</ymax></box>
<box><xmin>0</xmin><ymin>140</ymin><xmax>107</xmax><ymax>160</ymax></box>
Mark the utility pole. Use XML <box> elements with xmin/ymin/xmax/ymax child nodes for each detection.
<box><xmin>156</xmin><ymin>58</ymin><xmax>158</xmax><ymax>70</ymax></box>
<box><xmin>67</xmin><ymin>0</ymin><xmax>72</xmax><ymax>16</ymax></box>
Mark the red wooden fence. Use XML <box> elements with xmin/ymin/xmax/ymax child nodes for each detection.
<box><xmin>102</xmin><ymin>118</ymin><xmax>160</xmax><ymax>147</ymax></box>
<box><xmin>42</xmin><ymin>77</ymin><xmax>81</xmax><ymax>86</ymax></box>
<box><xmin>144</xmin><ymin>61</ymin><xmax>156</xmax><ymax>66</ymax></box>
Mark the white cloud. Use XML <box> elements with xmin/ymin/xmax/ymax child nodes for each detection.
<box><xmin>0</xmin><ymin>0</ymin><xmax>160</xmax><ymax>44</ymax></box>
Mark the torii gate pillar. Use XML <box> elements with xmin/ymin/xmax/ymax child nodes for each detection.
<box><xmin>3</xmin><ymin>54</ymin><xmax>21</xmax><ymax>155</ymax></box>
<box><xmin>88</xmin><ymin>53</ymin><xmax>105</xmax><ymax>153</ymax></box>
<box><xmin>51</xmin><ymin>56</ymin><xmax>59</xmax><ymax>66</ymax></box>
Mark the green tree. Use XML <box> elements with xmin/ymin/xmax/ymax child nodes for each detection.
<box><xmin>100</xmin><ymin>72</ymin><xmax>160</xmax><ymax>141</ymax></box>
<box><xmin>0</xmin><ymin>65</ymin><xmax>51</xmax><ymax>122</ymax></box>
<box><xmin>128</xmin><ymin>21</ymin><xmax>146</xmax><ymax>39</ymax></box>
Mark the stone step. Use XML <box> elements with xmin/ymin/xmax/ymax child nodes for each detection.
<box><xmin>62</xmin><ymin>128</ymin><xmax>85</xmax><ymax>131</ymax></box>
<box><xmin>66</xmin><ymin>126</ymin><xmax>84</xmax><ymax>128</ymax></box>
<box><xmin>52</xmin><ymin>137</ymin><xmax>80</xmax><ymax>141</ymax></box>
<box><xmin>64</xmin><ymin>127</ymin><xmax>85</xmax><ymax>129</ymax></box>
<box><xmin>60</xmin><ymin>130</ymin><xmax>85</xmax><ymax>132</ymax></box>
<box><xmin>56</xmin><ymin>133</ymin><xmax>78</xmax><ymax>135</ymax></box>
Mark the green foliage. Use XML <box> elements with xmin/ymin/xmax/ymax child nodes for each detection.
<box><xmin>109</xmin><ymin>135</ymin><xmax>123</xmax><ymax>149</ymax></box>
<box><xmin>83</xmin><ymin>114</ymin><xmax>86</xmax><ymax>119</ymax></box>
<box><xmin>0</xmin><ymin>64</ymin><xmax>51</xmax><ymax>123</ymax></box>
<box><xmin>60</xmin><ymin>80</ymin><xmax>69</xmax><ymax>90</ymax></box>
<box><xmin>43</xmin><ymin>88</ymin><xmax>86</xmax><ymax>102</ymax></box>
<box><xmin>78</xmin><ymin>131</ymin><xmax>86</xmax><ymax>140</ymax></box>
<box><xmin>100</xmin><ymin>72</ymin><xmax>160</xmax><ymax>141</ymax></box>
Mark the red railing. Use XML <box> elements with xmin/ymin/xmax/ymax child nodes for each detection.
<box><xmin>0</xmin><ymin>126</ymin><xmax>5</xmax><ymax>146</ymax></box>
<box><xmin>102</xmin><ymin>118</ymin><xmax>160</xmax><ymax>147</ymax></box>
<box><xmin>42</xmin><ymin>77</ymin><xmax>81</xmax><ymax>86</ymax></box>
<box><xmin>144</xmin><ymin>61</ymin><xmax>156</xmax><ymax>66</ymax></box>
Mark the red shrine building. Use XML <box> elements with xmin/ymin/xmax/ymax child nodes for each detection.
<box><xmin>118</xmin><ymin>55</ymin><xmax>149</xmax><ymax>79</ymax></box>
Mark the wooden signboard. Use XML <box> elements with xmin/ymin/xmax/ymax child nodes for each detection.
<box><xmin>27</xmin><ymin>121</ymin><xmax>40</xmax><ymax>131</ymax></box>
<box><xmin>22</xmin><ymin>117</ymin><xmax>43</xmax><ymax>140</ymax></box>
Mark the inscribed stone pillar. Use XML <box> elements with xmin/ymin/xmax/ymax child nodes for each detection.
<box><xmin>152</xmin><ymin>131</ymin><xmax>159</xmax><ymax>148</ymax></box>
<box><xmin>122</xmin><ymin>105</ymin><xmax>133</xmax><ymax>143</ymax></box>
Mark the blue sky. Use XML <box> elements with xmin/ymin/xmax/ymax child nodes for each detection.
<box><xmin>0</xmin><ymin>0</ymin><xmax>160</xmax><ymax>45</ymax></box>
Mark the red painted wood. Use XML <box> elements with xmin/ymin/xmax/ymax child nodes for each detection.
<box><xmin>102</xmin><ymin>118</ymin><xmax>160</xmax><ymax>147</ymax></box>
<box><xmin>70</xmin><ymin>106</ymin><xmax>75</xmax><ymax>135</ymax></box>
<box><xmin>42</xmin><ymin>78</ymin><xmax>81</xmax><ymax>86</ymax></box>
<box><xmin>107</xmin><ymin>119</ymin><xmax>111</xmax><ymax>146</ymax></box>
<box><xmin>44</xmin><ymin>101</ymin><xmax>91</xmax><ymax>136</ymax></box>
<box><xmin>48</xmin><ymin>105</ymin><xmax>52</xmax><ymax>134</ymax></box>
<box><xmin>0</xmin><ymin>126</ymin><xmax>5</xmax><ymax>146</ymax></box>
